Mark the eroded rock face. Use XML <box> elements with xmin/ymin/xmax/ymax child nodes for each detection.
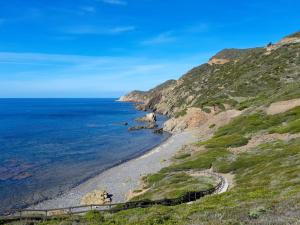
<box><xmin>163</xmin><ymin>107</ymin><xmax>213</xmax><ymax>133</ymax></box>
<box><xmin>208</xmin><ymin>58</ymin><xmax>230</xmax><ymax>65</ymax></box>
<box><xmin>266</xmin><ymin>36</ymin><xmax>300</xmax><ymax>53</ymax></box>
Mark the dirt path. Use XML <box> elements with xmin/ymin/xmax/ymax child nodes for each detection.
<box><xmin>188</xmin><ymin>170</ymin><xmax>231</xmax><ymax>194</ymax></box>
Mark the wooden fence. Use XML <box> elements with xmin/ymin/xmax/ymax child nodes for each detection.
<box><xmin>0</xmin><ymin>171</ymin><xmax>225</xmax><ymax>222</ymax></box>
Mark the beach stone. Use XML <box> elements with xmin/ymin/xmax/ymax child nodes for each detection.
<box><xmin>81</xmin><ymin>190</ymin><xmax>111</xmax><ymax>205</ymax></box>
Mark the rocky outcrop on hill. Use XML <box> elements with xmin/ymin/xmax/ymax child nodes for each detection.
<box><xmin>81</xmin><ymin>190</ymin><xmax>112</xmax><ymax>205</ymax></box>
<box><xmin>266</xmin><ymin>31</ymin><xmax>300</xmax><ymax>53</ymax></box>
<box><xmin>121</xmin><ymin>30</ymin><xmax>300</xmax><ymax>133</ymax></box>
<box><xmin>163</xmin><ymin>107</ymin><xmax>213</xmax><ymax>133</ymax></box>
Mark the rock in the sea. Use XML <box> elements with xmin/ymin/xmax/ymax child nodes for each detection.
<box><xmin>136</xmin><ymin>113</ymin><xmax>157</xmax><ymax>122</ymax></box>
<box><xmin>153</xmin><ymin>128</ymin><xmax>164</xmax><ymax>134</ymax></box>
<box><xmin>146</xmin><ymin>122</ymin><xmax>158</xmax><ymax>129</ymax></box>
<box><xmin>128</xmin><ymin>122</ymin><xmax>158</xmax><ymax>131</ymax></box>
<box><xmin>128</xmin><ymin>126</ymin><xmax>145</xmax><ymax>131</ymax></box>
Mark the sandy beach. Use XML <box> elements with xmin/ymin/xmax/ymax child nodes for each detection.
<box><xmin>32</xmin><ymin>130</ymin><xmax>199</xmax><ymax>209</ymax></box>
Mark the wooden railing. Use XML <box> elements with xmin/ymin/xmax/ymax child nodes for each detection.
<box><xmin>0</xmin><ymin>171</ymin><xmax>225</xmax><ymax>221</ymax></box>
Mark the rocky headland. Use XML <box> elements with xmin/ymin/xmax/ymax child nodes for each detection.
<box><xmin>119</xmin><ymin>31</ymin><xmax>300</xmax><ymax>134</ymax></box>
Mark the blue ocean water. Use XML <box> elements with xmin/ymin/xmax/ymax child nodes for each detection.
<box><xmin>0</xmin><ymin>98</ymin><xmax>169</xmax><ymax>213</ymax></box>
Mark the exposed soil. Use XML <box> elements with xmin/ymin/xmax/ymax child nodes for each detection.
<box><xmin>266</xmin><ymin>98</ymin><xmax>300</xmax><ymax>115</ymax></box>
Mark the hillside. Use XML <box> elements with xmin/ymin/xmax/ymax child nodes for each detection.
<box><xmin>3</xmin><ymin>30</ymin><xmax>300</xmax><ymax>225</ymax></box>
<box><xmin>121</xmin><ymin>31</ymin><xmax>300</xmax><ymax>119</ymax></box>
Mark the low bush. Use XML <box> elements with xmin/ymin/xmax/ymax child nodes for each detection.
<box><xmin>199</xmin><ymin>134</ymin><xmax>249</xmax><ymax>148</ymax></box>
<box><xmin>85</xmin><ymin>210</ymin><xmax>104</xmax><ymax>224</ymax></box>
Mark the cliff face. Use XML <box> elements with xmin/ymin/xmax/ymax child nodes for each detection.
<box><xmin>121</xmin><ymin>31</ymin><xmax>300</xmax><ymax>131</ymax></box>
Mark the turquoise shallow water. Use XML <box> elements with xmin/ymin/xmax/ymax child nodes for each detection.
<box><xmin>0</xmin><ymin>98</ymin><xmax>169</xmax><ymax>213</ymax></box>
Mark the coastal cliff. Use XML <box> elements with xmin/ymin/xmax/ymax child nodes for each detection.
<box><xmin>120</xmin><ymin>31</ymin><xmax>300</xmax><ymax>132</ymax></box>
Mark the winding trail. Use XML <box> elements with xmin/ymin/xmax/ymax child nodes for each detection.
<box><xmin>188</xmin><ymin>170</ymin><xmax>229</xmax><ymax>195</ymax></box>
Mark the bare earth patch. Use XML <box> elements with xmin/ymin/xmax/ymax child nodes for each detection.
<box><xmin>266</xmin><ymin>98</ymin><xmax>300</xmax><ymax>115</ymax></box>
<box><xmin>229</xmin><ymin>133</ymin><xmax>300</xmax><ymax>154</ymax></box>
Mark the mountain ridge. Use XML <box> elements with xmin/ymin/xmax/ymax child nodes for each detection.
<box><xmin>120</xmin><ymin>31</ymin><xmax>300</xmax><ymax>122</ymax></box>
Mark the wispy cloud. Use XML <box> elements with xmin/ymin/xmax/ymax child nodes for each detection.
<box><xmin>80</xmin><ymin>6</ymin><xmax>96</xmax><ymax>13</ymax></box>
<box><xmin>100</xmin><ymin>0</ymin><xmax>127</xmax><ymax>6</ymax></box>
<box><xmin>63</xmin><ymin>25</ymin><xmax>135</xmax><ymax>35</ymax></box>
<box><xmin>142</xmin><ymin>31</ymin><xmax>177</xmax><ymax>45</ymax></box>
<box><xmin>0</xmin><ymin>51</ymin><xmax>210</xmax><ymax>97</ymax></box>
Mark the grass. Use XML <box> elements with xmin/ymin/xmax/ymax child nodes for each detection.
<box><xmin>132</xmin><ymin>172</ymin><xmax>216</xmax><ymax>201</ymax></box>
<box><xmin>199</xmin><ymin>134</ymin><xmax>249</xmax><ymax>148</ymax></box>
<box><xmin>24</xmin><ymin>106</ymin><xmax>300</xmax><ymax>225</ymax></box>
<box><xmin>174</xmin><ymin>153</ymin><xmax>191</xmax><ymax>160</ymax></box>
<box><xmin>215</xmin><ymin>106</ymin><xmax>300</xmax><ymax>137</ymax></box>
<box><xmin>37</xmin><ymin>138</ymin><xmax>300</xmax><ymax>225</ymax></box>
<box><xmin>159</xmin><ymin>41</ymin><xmax>300</xmax><ymax>117</ymax></box>
<box><xmin>163</xmin><ymin>148</ymin><xmax>231</xmax><ymax>172</ymax></box>
<box><xmin>107</xmin><ymin>138</ymin><xmax>300</xmax><ymax>224</ymax></box>
<box><xmin>270</xmin><ymin>119</ymin><xmax>300</xmax><ymax>134</ymax></box>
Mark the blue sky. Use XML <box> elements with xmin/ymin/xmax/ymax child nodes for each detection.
<box><xmin>0</xmin><ymin>0</ymin><xmax>299</xmax><ymax>97</ymax></box>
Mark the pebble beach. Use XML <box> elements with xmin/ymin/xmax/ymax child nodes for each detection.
<box><xmin>32</xmin><ymin>130</ymin><xmax>199</xmax><ymax>209</ymax></box>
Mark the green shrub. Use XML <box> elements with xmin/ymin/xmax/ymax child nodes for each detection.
<box><xmin>133</xmin><ymin>172</ymin><xmax>216</xmax><ymax>201</ymax></box>
<box><xmin>85</xmin><ymin>210</ymin><xmax>104</xmax><ymax>224</ymax></box>
<box><xmin>202</xmin><ymin>107</ymin><xmax>211</xmax><ymax>113</ymax></box>
<box><xmin>270</xmin><ymin>119</ymin><xmax>300</xmax><ymax>134</ymax></box>
<box><xmin>200</xmin><ymin>134</ymin><xmax>249</xmax><ymax>148</ymax></box>
<box><xmin>209</xmin><ymin>124</ymin><xmax>216</xmax><ymax>128</ymax></box>
<box><xmin>165</xmin><ymin>148</ymin><xmax>231</xmax><ymax>172</ymax></box>
<box><xmin>175</xmin><ymin>109</ymin><xmax>187</xmax><ymax>118</ymax></box>
<box><xmin>248</xmin><ymin>207</ymin><xmax>266</xmax><ymax>219</ymax></box>
<box><xmin>146</xmin><ymin>172</ymin><xmax>167</xmax><ymax>185</ymax></box>
<box><xmin>216</xmin><ymin>107</ymin><xmax>300</xmax><ymax>137</ymax></box>
<box><xmin>174</xmin><ymin>153</ymin><xmax>191</xmax><ymax>160</ymax></box>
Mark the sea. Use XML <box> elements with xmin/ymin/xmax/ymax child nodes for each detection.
<box><xmin>0</xmin><ymin>98</ymin><xmax>170</xmax><ymax>214</ymax></box>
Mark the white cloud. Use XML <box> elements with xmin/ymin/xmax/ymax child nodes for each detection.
<box><xmin>100</xmin><ymin>0</ymin><xmax>127</xmax><ymax>6</ymax></box>
<box><xmin>142</xmin><ymin>31</ymin><xmax>176</xmax><ymax>45</ymax></box>
<box><xmin>63</xmin><ymin>25</ymin><xmax>135</xmax><ymax>35</ymax></box>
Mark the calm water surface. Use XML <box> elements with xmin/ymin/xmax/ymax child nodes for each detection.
<box><xmin>0</xmin><ymin>98</ymin><xmax>169</xmax><ymax>213</ymax></box>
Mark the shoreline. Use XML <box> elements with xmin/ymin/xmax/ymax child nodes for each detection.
<box><xmin>32</xmin><ymin>129</ymin><xmax>199</xmax><ymax>210</ymax></box>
